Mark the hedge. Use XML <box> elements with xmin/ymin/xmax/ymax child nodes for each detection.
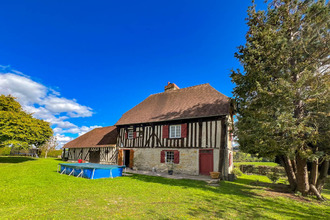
<box><xmin>239</xmin><ymin>164</ymin><xmax>285</xmax><ymax>176</ymax></box>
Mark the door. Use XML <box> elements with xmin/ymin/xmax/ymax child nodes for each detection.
<box><xmin>199</xmin><ymin>149</ymin><xmax>213</xmax><ymax>175</ymax></box>
<box><xmin>124</xmin><ymin>150</ymin><xmax>130</xmax><ymax>167</ymax></box>
<box><xmin>123</xmin><ymin>149</ymin><xmax>134</xmax><ymax>168</ymax></box>
<box><xmin>89</xmin><ymin>149</ymin><xmax>100</xmax><ymax>163</ymax></box>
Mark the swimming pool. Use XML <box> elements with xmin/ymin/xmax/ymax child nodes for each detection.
<box><xmin>59</xmin><ymin>163</ymin><xmax>126</xmax><ymax>179</ymax></box>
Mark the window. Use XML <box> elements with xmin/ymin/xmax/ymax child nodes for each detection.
<box><xmin>169</xmin><ymin>125</ymin><xmax>181</xmax><ymax>138</ymax></box>
<box><xmin>161</xmin><ymin>150</ymin><xmax>180</xmax><ymax>164</ymax></box>
<box><xmin>127</xmin><ymin>130</ymin><xmax>133</xmax><ymax>139</ymax></box>
<box><xmin>165</xmin><ymin>151</ymin><xmax>174</xmax><ymax>163</ymax></box>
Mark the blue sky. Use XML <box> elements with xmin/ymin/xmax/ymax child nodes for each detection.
<box><xmin>0</xmin><ymin>0</ymin><xmax>266</xmax><ymax>146</ymax></box>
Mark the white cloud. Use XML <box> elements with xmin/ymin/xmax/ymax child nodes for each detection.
<box><xmin>0</xmin><ymin>66</ymin><xmax>100</xmax><ymax>148</ymax></box>
<box><xmin>0</xmin><ymin>72</ymin><xmax>93</xmax><ymax>118</ymax></box>
<box><xmin>53</xmin><ymin>127</ymin><xmax>63</xmax><ymax>134</ymax></box>
<box><xmin>42</xmin><ymin>96</ymin><xmax>93</xmax><ymax>117</ymax></box>
<box><xmin>55</xmin><ymin>134</ymin><xmax>74</xmax><ymax>147</ymax></box>
<box><xmin>0</xmin><ymin>73</ymin><xmax>47</xmax><ymax>104</ymax></box>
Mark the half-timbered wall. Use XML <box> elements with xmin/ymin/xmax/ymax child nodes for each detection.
<box><xmin>67</xmin><ymin>147</ymin><xmax>116</xmax><ymax>164</ymax></box>
<box><xmin>117</xmin><ymin>118</ymin><xmax>223</xmax><ymax>149</ymax></box>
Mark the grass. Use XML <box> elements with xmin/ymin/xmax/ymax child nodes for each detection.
<box><xmin>234</xmin><ymin>162</ymin><xmax>279</xmax><ymax>167</ymax></box>
<box><xmin>0</xmin><ymin>157</ymin><xmax>329</xmax><ymax>219</ymax></box>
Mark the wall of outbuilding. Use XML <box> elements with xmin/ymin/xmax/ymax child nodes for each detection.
<box><xmin>66</xmin><ymin>147</ymin><xmax>116</xmax><ymax>164</ymax></box>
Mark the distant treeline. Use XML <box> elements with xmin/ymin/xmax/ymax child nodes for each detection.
<box><xmin>234</xmin><ymin>151</ymin><xmax>274</xmax><ymax>163</ymax></box>
<box><xmin>0</xmin><ymin>146</ymin><xmax>62</xmax><ymax>158</ymax></box>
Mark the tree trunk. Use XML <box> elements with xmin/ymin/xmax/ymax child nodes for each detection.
<box><xmin>316</xmin><ymin>160</ymin><xmax>329</xmax><ymax>192</ymax></box>
<box><xmin>310</xmin><ymin>159</ymin><xmax>318</xmax><ymax>186</ymax></box>
<box><xmin>45</xmin><ymin>150</ymin><xmax>48</xmax><ymax>158</ymax></box>
<box><xmin>291</xmin><ymin>159</ymin><xmax>297</xmax><ymax>175</ymax></box>
<box><xmin>280</xmin><ymin>155</ymin><xmax>297</xmax><ymax>191</ymax></box>
<box><xmin>296</xmin><ymin>153</ymin><xmax>310</xmax><ymax>196</ymax></box>
<box><xmin>310</xmin><ymin>184</ymin><xmax>324</xmax><ymax>201</ymax></box>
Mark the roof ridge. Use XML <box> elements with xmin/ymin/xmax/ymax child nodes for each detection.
<box><xmin>115</xmin><ymin>82</ymin><xmax>231</xmax><ymax>126</ymax></box>
<box><xmin>149</xmin><ymin>83</ymin><xmax>210</xmax><ymax>96</ymax></box>
<box><xmin>63</xmin><ymin>126</ymin><xmax>117</xmax><ymax>148</ymax></box>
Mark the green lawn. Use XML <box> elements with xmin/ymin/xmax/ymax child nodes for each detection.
<box><xmin>234</xmin><ymin>162</ymin><xmax>279</xmax><ymax>167</ymax></box>
<box><xmin>0</xmin><ymin>157</ymin><xmax>329</xmax><ymax>219</ymax></box>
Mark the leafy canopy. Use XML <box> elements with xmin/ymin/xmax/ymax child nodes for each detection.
<box><xmin>231</xmin><ymin>0</ymin><xmax>330</xmax><ymax>159</ymax></box>
<box><xmin>0</xmin><ymin>95</ymin><xmax>53</xmax><ymax>148</ymax></box>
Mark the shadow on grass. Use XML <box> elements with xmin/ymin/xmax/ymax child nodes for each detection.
<box><xmin>129</xmin><ymin>174</ymin><xmax>328</xmax><ymax>219</ymax></box>
<box><xmin>0</xmin><ymin>156</ymin><xmax>36</xmax><ymax>163</ymax></box>
<box><xmin>129</xmin><ymin>174</ymin><xmax>259</xmax><ymax>198</ymax></box>
<box><xmin>54</xmin><ymin>158</ymin><xmax>64</xmax><ymax>161</ymax></box>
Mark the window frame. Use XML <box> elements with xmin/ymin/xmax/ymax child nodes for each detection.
<box><xmin>127</xmin><ymin>130</ymin><xmax>134</xmax><ymax>139</ymax></box>
<box><xmin>165</xmin><ymin>151</ymin><xmax>174</xmax><ymax>164</ymax></box>
<box><xmin>169</xmin><ymin>125</ymin><xmax>181</xmax><ymax>138</ymax></box>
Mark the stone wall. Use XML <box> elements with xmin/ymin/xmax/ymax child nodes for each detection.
<box><xmin>132</xmin><ymin>148</ymin><xmax>221</xmax><ymax>175</ymax></box>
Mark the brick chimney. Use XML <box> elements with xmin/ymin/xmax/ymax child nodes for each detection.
<box><xmin>164</xmin><ymin>82</ymin><xmax>180</xmax><ymax>92</ymax></box>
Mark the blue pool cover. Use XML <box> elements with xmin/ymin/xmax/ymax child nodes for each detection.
<box><xmin>59</xmin><ymin>163</ymin><xmax>126</xmax><ymax>179</ymax></box>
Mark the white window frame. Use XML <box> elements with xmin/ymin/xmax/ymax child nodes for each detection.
<box><xmin>165</xmin><ymin>151</ymin><xmax>174</xmax><ymax>164</ymax></box>
<box><xmin>169</xmin><ymin>125</ymin><xmax>181</xmax><ymax>138</ymax></box>
<box><xmin>127</xmin><ymin>130</ymin><xmax>134</xmax><ymax>139</ymax></box>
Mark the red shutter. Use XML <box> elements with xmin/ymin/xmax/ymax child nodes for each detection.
<box><xmin>174</xmin><ymin>150</ymin><xmax>180</xmax><ymax>164</ymax></box>
<box><xmin>125</xmin><ymin>132</ymin><xmax>128</xmax><ymax>139</ymax></box>
<box><xmin>160</xmin><ymin>150</ymin><xmax>165</xmax><ymax>163</ymax></box>
<box><xmin>133</xmin><ymin>132</ymin><xmax>136</xmax><ymax>138</ymax></box>
<box><xmin>181</xmin><ymin>123</ymin><xmax>187</xmax><ymax>138</ymax></box>
<box><xmin>163</xmin><ymin>125</ymin><xmax>169</xmax><ymax>138</ymax></box>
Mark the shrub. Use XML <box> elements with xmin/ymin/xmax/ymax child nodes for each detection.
<box><xmin>267</xmin><ymin>168</ymin><xmax>281</xmax><ymax>183</ymax></box>
<box><xmin>233</xmin><ymin>151</ymin><xmax>275</xmax><ymax>162</ymax></box>
<box><xmin>40</xmin><ymin>150</ymin><xmax>62</xmax><ymax>158</ymax></box>
<box><xmin>239</xmin><ymin>164</ymin><xmax>286</xmax><ymax>177</ymax></box>
<box><xmin>233</xmin><ymin>168</ymin><xmax>243</xmax><ymax>177</ymax></box>
<box><xmin>240</xmin><ymin>164</ymin><xmax>255</xmax><ymax>173</ymax></box>
<box><xmin>0</xmin><ymin>147</ymin><xmax>11</xmax><ymax>156</ymax></box>
<box><xmin>258</xmin><ymin>166</ymin><xmax>268</xmax><ymax>175</ymax></box>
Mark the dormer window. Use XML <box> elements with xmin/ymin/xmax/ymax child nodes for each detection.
<box><xmin>169</xmin><ymin>125</ymin><xmax>181</xmax><ymax>138</ymax></box>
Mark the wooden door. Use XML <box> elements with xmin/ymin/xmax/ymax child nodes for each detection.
<box><xmin>89</xmin><ymin>149</ymin><xmax>100</xmax><ymax>163</ymax></box>
<box><xmin>123</xmin><ymin>149</ymin><xmax>134</xmax><ymax>168</ymax></box>
<box><xmin>118</xmin><ymin>149</ymin><xmax>123</xmax><ymax>165</ymax></box>
<box><xmin>199</xmin><ymin>149</ymin><xmax>213</xmax><ymax>175</ymax></box>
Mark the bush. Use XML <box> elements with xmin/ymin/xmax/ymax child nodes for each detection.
<box><xmin>267</xmin><ymin>168</ymin><xmax>281</xmax><ymax>183</ymax></box>
<box><xmin>258</xmin><ymin>166</ymin><xmax>268</xmax><ymax>175</ymax></box>
<box><xmin>0</xmin><ymin>147</ymin><xmax>11</xmax><ymax>156</ymax></box>
<box><xmin>232</xmin><ymin>168</ymin><xmax>243</xmax><ymax>177</ymax></box>
<box><xmin>40</xmin><ymin>150</ymin><xmax>62</xmax><ymax>158</ymax></box>
<box><xmin>239</xmin><ymin>164</ymin><xmax>286</xmax><ymax>177</ymax></box>
<box><xmin>233</xmin><ymin>151</ymin><xmax>274</xmax><ymax>162</ymax></box>
<box><xmin>240</xmin><ymin>164</ymin><xmax>255</xmax><ymax>173</ymax></box>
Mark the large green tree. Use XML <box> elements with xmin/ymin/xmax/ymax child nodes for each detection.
<box><xmin>231</xmin><ymin>0</ymin><xmax>329</xmax><ymax>199</ymax></box>
<box><xmin>0</xmin><ymin>95</ymin><xmax>53</xmax><ymax>149</ymax></box>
